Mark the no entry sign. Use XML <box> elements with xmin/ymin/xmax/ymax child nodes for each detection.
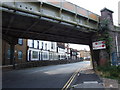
<box><xmin>93</xmin><ymin>41</ymin><xmax>106</xmax><ymax>50</ymax></box>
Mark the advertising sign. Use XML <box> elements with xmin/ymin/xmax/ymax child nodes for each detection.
<box><xmin>93</xmin><ymin>41</ymin><xmax>106</xmax><ymax>50</ymax></box>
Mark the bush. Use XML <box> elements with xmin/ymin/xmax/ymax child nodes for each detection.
<box><xmin>97</xmin><ymin>65</ymin><xmax>120</xmax><ymax>82</ymax></box>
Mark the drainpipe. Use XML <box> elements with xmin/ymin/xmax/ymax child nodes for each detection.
<box><xmin>115</xmin><ymin>33</ymin><xmax>119</xmax><ymax>66</ymax></box>
<box><xmin>115</xmin><ymin>34</ymin><xmax>119</xmax><ymax>56</ymax></box>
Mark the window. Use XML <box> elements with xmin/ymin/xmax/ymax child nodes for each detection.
<box><xmin>45</xmin><ymin>43</ymin><xmax>47</xmax><ymax>50</ymax></box>
<box><xmin>42</xmin><ymin>42</ymin><xmax>43</xmax><ymax>49</ymax></box>
<box><xmin>39</xmin><ymin>52</ymin><xmax>42</xmax><ymax>60</ymax></box>
<box><xmin>51</xmin><ymin>42</ymin><xmax>54</xmax><ymax>49</ymax></box>
<box><xmin>34</xmin><ymin>40</ymin><xmax>38</xmax><ymax>48</ymax></box>
<box><xmin>18</xmin><ymin>38</ymin><xmax>23</xmax><ymax>45</ymax></box>
<box><xmin>46</xmin><ymin>53</ymin><xmax>48</xmax><ymax>59</ymax></box>
<box><xmin>49</xmin><ymin>53</ymin><xmax>51</xmax><ymax>59</ymax></box>
<box><xmin>45</xmin><ymin>53</ymin><xmax>47</xmax><ymax>59</ymax></box>
<box><xmin>32</xmin><ymin>40</ymin><xmax>34</xmax><ymax>48</ymax></box>
<box><xmin>28</xmin><ymin>39</ymin><xmax>33</xmax><ymax>47</ymax></box>
<box><xmin>32</xmin><ymin>51</ymin><xmax>38</xmax><ymax>59</ymax></box>
<box><xmin>43</xmin><ymin>52</ymin><xmax>48</xmax><ymax>60</ymax></box>
<box><xmin>18</xmin><ymin>51</ymin><xmax>23</xmax><ymax>59</ymax></box>
<box><xmin>7</xmin><ymin>49</ymin><xmax>10</xmax><ymax>59</ymax></box>
<box><xmin>51</xmin><ymin>53</ymin><xmax>53</xmax><ymax>60</ymax></box>
<box><xmin>37</xmin><ymin>41</ymin><xmax>39</xmax><ymax>49</ymax></box>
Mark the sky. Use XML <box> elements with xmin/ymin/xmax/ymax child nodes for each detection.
<box><xmin>66</xmin><ymin>0</ymin><xmax>119</xmax><ymax>26</ymax></box>
<box><xmin>66</xmin><ymin>0</ymin><xmax>119</xmax><ymax>51</ymax></box>
<box><xmin>69</xmin><ymin>43</ymin><xmax>90</xmax><ymax>51</ymax></box>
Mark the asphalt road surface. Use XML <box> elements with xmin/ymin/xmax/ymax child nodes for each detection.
<box><xmin>3</xmin><ymin>61</ymin><xmax>91</xmax><ymax>88</ymax></box>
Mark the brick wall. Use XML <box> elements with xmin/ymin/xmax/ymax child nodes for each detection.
<box><xmin>2</xmin><ymin>39</ymin><xmax>27</xmax><ymax>65</ymax></box>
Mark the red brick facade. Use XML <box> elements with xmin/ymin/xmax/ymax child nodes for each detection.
<box><xmin>2</xmin><ymin>39</ymin><xmax>27</xmax><ymax>65</ymax></box>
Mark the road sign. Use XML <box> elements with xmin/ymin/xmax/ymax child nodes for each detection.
<box><xmin>93</xmin><ymin>41</ymin><xmax>106</xmax><ymax>50</ymax></box>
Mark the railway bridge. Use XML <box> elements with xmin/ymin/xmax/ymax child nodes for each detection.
<box><xmin>1</xmin><ymin>0</ymin><xmax>119</xmax><ymax>66</ymax></box>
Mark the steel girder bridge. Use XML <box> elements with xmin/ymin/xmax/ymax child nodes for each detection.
<box><xmin>1</xmin><ymin>0</ymin><xmax>99</xmax><ymax>45</ymax></box>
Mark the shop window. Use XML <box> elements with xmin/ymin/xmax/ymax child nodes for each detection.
<box><xmin>49</xmin><ymin>52</ymin><xmax>52</xmax><ymax>60</ymax></box>
<box><xmin>18</xmin><ymin>51</ymin><xmax>23</xmax><ymax>59</ymax></box>
<box><xmin>32</xmin><ymin>51</ymin><xmax>38</xmax><ymax>59</ymax></box>
<box><xmin>43</xmin><ymin>52</ymin><xmax>48</xmax><ymax>59</ymax></box>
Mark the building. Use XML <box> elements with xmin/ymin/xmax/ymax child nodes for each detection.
<box><xmin>79</xmin><ymin>50</ymin><xmax>90</xmax><ymax>60</ymax></box>
<box><xmin>2</xmin><ymin>39</ymin><xmax>27</xmax><ymax>65</ymax></box>
<box><xmin>2</xmin><ymin>38</ymin><xmax>81</xmax><ymax>65</ymax></box>
<box><xmin>77</xmin><ymin>51</ymin><xmax>80</xmax><ymax>59</ymax></box>
<box><xmin>2</xmin><ymin>39</ymin><xmax>58</xmax><ymax>65</ymax></box>
<box><xmin>57</xmin><ymin>42</ymin><xmax>66</xmax><ymax>60</ymax></box>
<box><xmin>27</xmin><ymin>39</ymin><xmax>58</xmax><ymax>61</ymax></box>
<box><xmin>65</xmin><ymin>44</ymin><xmax>71</xmax><ymax>60</ymax></box>
<box><xmin>70</xmin><ymin>48</ymin><xmax>78</xmax><ymax>60</ymax></box>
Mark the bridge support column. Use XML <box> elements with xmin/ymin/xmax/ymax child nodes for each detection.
<box><xmin>2</xmin><ymin>34</ymin><xmax>18</xmax><ymax>68</ymax></box>
<box><xmin>99</xmin><ymin>50</ymin><xmax>109</xmax><ymax>66</ymax></box>
<box><xmin>89</xmin><ymin>43</ymin><xmax>95</xmax><ymax>69</ymax></box>
<box><xmin>10</xmin><ymin>44</ymin><xmax>15</xmax><ymax>65</ymax></box>
<box><xmin>99</xmin><ymin>8</ymin><xmax>116</xmax><ymax>66</ymax></box>
<box><xmin>90</xmin><ymin>43</ymin><xmax>109</xmax><ymax>66</ymax></box>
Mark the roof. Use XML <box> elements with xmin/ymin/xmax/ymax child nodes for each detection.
<box><xmin>100</xmin><ymin>8</ymin><xmax>114</xmax><ymax>13</ymax></box>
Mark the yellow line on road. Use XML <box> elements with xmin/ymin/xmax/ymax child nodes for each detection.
<box><xmin>61</xmin><ymin>68</ymin><xmax>81</xmax><ymax>90</ymax></box>
<box><xmin>61</xmin><ymin>66</ymin><xmax>90</xmax><ymax>90</ymax></box>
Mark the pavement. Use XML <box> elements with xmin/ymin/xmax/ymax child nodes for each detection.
<box><xmin>70</xmin><ymin>68</ymin><xmax>105</xmax><ymax>90</ymax></box>
<box><xmin>102</xmin><ymin>78</ymin><xmax>119</xmax><ymax>88</ymax></box>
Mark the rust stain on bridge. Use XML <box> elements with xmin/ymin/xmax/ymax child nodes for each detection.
<box><xmin>46</xmin><ymin>0</ymin><xmax>61</xmax><ymax>6</ymax></box>
<box><xmin>42</xmin><ymin>0</ymin><xmax>99</xmax><ymax>21</ymax></box>
<box><xmin>89</xmin><ymin>12</ymin><xmax>98</xmax><ymax>21</ymax></box>
<box><xmin>77</xmin><ymin>7</ymin><xmax>88</xmax><ymax>17</ymax></box>
<box><xmin>63</xmin><ymin>2</ymin><xmax>75</xmax><ymax>12</ymax></box>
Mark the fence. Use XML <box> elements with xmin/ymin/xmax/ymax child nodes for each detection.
<box><xmin>111</xmin><ymin>52</ymin><xmax>120</xmax><ymax>65</ymax></box>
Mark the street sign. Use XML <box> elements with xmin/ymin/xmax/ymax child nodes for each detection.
<box><xmin>93</xmin><ymin>41</ymin><xmax>106</xmax><ymax>50</ymax></box>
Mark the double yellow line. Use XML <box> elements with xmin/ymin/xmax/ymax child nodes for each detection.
<box><xmin>61</xmin><ymin>68</ymin><xmax>81</xmax><ymax>90</ymax></box>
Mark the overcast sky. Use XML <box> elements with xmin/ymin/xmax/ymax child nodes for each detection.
<box><xmin>66</xmin><ymin>0</ymin><xmax>119</xmax><ymax>51</ymax></box>
<box><xmin>69</xmin><ymin>43</ymin><xmax>90</xmax><ymax>51</ymax></box>
<box><xmin>66</xmin><ymin>0</ymin><xmax>119</xmax><ymax>25</ymax></box>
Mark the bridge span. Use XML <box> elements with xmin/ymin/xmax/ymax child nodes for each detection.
<box><xmin>1</xmin><ymin>0</ymin><xmax>99</xmax><ymax>45</ymax></box>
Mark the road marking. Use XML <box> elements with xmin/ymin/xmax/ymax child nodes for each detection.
<box><xmin>61</xmin><ymin>66</ymin><xmax>90</xmax><ymax>90</ymax></box>
<box><xmin>61</xmin><ymin>68</ymin><xmax>81</xmax><ymax>90</ymax></box>
<box><xmin>83</xmin><ymin>81</ymin><xmax>98</xmax><ymax>84</ymax></box>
